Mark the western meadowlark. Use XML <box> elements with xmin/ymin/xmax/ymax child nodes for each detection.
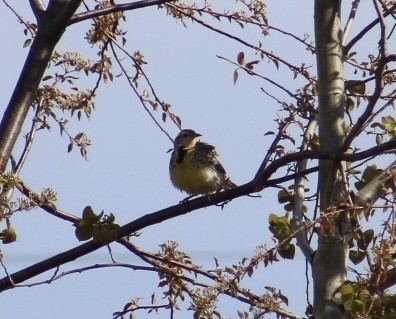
<box><xmin>169</xmin><ymin>129</ymin><xmax>235</xmax><ymax>196</ymax></box>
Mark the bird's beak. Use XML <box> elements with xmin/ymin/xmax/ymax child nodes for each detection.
<box><xmin>195</xmin><ymin>133</ymin><xmax>202</xmax><ymax>138</ymax></box>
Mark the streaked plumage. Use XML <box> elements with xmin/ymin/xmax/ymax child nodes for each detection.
<box><xmin>169</xmin><ymin>129</ymin><xmax>235</xmax><ymax>196</ymax></box>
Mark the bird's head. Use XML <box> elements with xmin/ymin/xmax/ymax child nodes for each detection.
<box><xmin>174</xmin><ymin>129</ymin><xmax>202</xmax><ymax>150</ymax></box>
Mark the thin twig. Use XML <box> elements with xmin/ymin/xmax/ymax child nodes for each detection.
<box><xmin>2</xmin><ymin>0</ymin><xmax>37</xmax><ymax>36</ymax></box>
<box><xmin>217</xmin><ymin>55</ymin><xmax>299</xmax><ymax>100</ymax></box>
<box><xmin>109</xmin><ymin>42</ymin><xmax>174</xmax><ymax>142</ymax></box>
<box><xmin>343</xmin><ymin>55</ymin><xmax>396</xmax><ymax>150</ymax></box>
<box><xmin>167</xmin><ymin>3</ymin><xmax>312</xmax><ymax>81</ymax></box>
<box><xmin>14</xmin><ymin>101</ymin><xmax>41</xmax><ymax>175</ymax></box>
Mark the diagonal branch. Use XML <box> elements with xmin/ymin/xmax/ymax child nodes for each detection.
<box><xmin>1</xmin><ymin>139</ymin><xmax>396</xmax><ymax>290</ymax></box>
<box><xmin>343</xmin><ymin>54</ymin><xmax>396</xmax><ymax>150</ymax></box>
<box><xmin>0</xmin><ymin>0</ymin><xmax>83</xmax><ymax>173</ymax></box>
<box><xmin>69</xmin><ymin>0</ymin><xmax>177</xmax><ymax>25</ymax></box>
<box><xmin>344</xmin><ymin>3</ymin><xmax>396</xmax><ymax>55</ymax></box>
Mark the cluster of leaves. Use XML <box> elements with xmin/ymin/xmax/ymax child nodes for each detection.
<box><xmin>340</xmin><ymin>282</ymin><xmax>396</xmax><ymax>318</ymax></box>
<box><xmin>85</xmin><ymin>0</ymin><xmax>126</xmax><ymax>46</ymax></box>
<box><xmin>156</xmin><ymin>241</ymin><xmax>192</xmax><ymax>306</ymax></box>
<box><xmin>349</xmin><ymin>229</ymin><xmax>374</xmax><ymax>265</ymax></box>
<box><xmin>354</xmin><ymin>165</ymin><xmax>384</xmax><ymax>191</ymax></box>
<box><xmin>114</xmin><ymin>239</ymin><xmax>292</xmax><ymax>318</ymax></box>
<box><xmin>268</xmin><ymin>213</ymin><xmax>295</xmax><ymax>260</ymax></box>
<box><xmin>188</xmin><ymin>287</ymin><xmax>221</xmax><ymax>319</ymax></box>
<box><xmin>0</xmin><ymin>171</ymin><xmax>57</xmax><ymax>244</ymax></box>
<box><xmin>165</xmin><ymin>0</ymin><xmax>268</xmax><ymax>29</ymax></box>
<box><xmin>32</xmin><ymin>49</ymin><xmax>104</xmax><ymax>158</ymax></box>
<box><xmin>372</xmin><ymin>116</ymin><xmax>396</xmax><ymax>145</ymax></box>
<box><xmin>233</xmin><ymin>51</ymin><xmax>260</xmax><ymax>84</ymax></box>
<box><xmin>75</xmin><ymin>206</ymin><xmax>120</xmax><ymax>244</ymax></box>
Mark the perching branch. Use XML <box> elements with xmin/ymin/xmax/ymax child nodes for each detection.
<box><xmin>1</xmin><ymin>139</ymin><xmax>396</xmax><ymax>291</ymax></box>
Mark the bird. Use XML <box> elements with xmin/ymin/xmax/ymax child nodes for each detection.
<box><xmin>169</xmin><ymin>129</ymin><xmax>235</xmax><ymax>197</ymax></box>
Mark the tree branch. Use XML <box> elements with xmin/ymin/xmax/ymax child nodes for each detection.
<box><xmin>0</xmin><ymin>139</ymin><xmax>395</xmax><ymax>290</ymax></box>
<box><xmin>343</xmin><ymin>54</ymin><xmax>396</xmax><ymax>150</ymax></box>
<box><xmin>69</xmin><ymin>0</ymin><xmax>177</xmax><ymax>25</ymax></box>
<box><xmin>342</xmin><ymin>0</ymin><xmax>361</xmax><ymax>45</ymax></box>
<box><xmin>0</xmin><ymin>0</ymin><xmax>83</xmax><ymax>172</ymax></box>
<box><xmin>29</xmin><ymin>0</ymin><xmax>46</xmax><ymax>21</ymax></box>
<box><xmin>344</xmin><ymin>3</ymin><xmax>396</xmax><ymax>55</ymax></box>
<box><xmin>293</xmin><ymin>117</ymin><xmax>317</xmax><ymax>261</ymax></box>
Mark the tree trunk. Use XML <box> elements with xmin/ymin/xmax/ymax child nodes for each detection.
<box><xmin>0</xmin><ymin>0</ymin><xmax>82</xmax><ymax>172</ymax></box>
<box><xmin>313</xmin><ymin>1</ymin><xmax>348</xmax><ymax>318</ymax></box>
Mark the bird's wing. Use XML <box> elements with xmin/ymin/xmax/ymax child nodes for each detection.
<box><xmin>196</xmin><ymin>142</ymin><xmax>227</xmax><ymax>176</ymax></box>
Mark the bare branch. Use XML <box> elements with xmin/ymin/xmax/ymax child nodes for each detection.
<box><xmin>217</xmin><ymin>55</ymin><xmax>299</xmax><ymax>100</ymax></box>
<box><xmin>16</xmin><ymin>181</ymin><xmax>80</xmax><ymax>223</ymax></box>
<box><xmin>109</xmin><ymin>42</ymin><xmax>176</xmax><ymax>141</ymax></box>
<box><xmin>344</xmin><ymin>3</ymin><xmax>396</xmax><ymax>55</ymax></box>
<box><xmin>69</xmin><ymin>0</ymin><xmax>177</xmax><ymax>25</ymax></box>
<box><xmin>373</xmin><ymin>0</ymin><xmax>388</xmax><ymax>56</ymax></box>
<box><xmin>343</xmin><ymin>54</ymin><xmax>396</xmax><ymax>150</ymax></box>
<box><xmin>355</xmin><ymin>160</ymin><xmax>396</xmax><ymax>210</ymax></box>
<box><xmin>293</xmin><ymin>117</ymin><xmax>317</xmax><ymax>261</ymax></box>
<box><xmin>167</xmin><ymin>3</ymin><xmax>312</xmax><ymax>81</ymax></box>
<box><xmin>0</xmin><ymin>139</ymin><xmax>396</xmax><ymax>291</ymax></box>
<box><xmin>342</xmin><ymin>0</ymin><xmax>361</xmax><ymax>45</ymax></box>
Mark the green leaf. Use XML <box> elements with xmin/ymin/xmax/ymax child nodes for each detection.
<box><xmin>268</xmin><ymin>213</ymin><xmax>279</xmax><ymax>225</ymax></box>
<box><xmin>278</xmin><ymin>243</ymin><xmax>295</xmax><ymax>259</ymax></box>
<box><xmin>75</xmin><ymin>220</ymin><xmax>93</xmax><ymax>241</ymax></box>
<box><xmin>277</xmin><ymin>189</ymin><xmax>290</xmax><ymax>204</ymax></box>
<box><xmin>363</xmin><ymin>165</ymin><xmax>382</xmax><ymax>181</ymax></box>
<box><xmin>346</xmin><ymin>97</ymin><xmax>355</xmax><ymax>111</ymax></box>
<box><xmin>23</xmin><ymin>39</ymin><xmax>32</xmax><ymax>48</ymax></box>
<box><xmin>340</xmin><ymin>283</ymin><xmax>354</xmax><ymax>303</ymax></box>
<box><xmin>355</xmin><ymin>165</ymin><xmax>383</xmax><ymax>190</ymax></box>
<box><xmin>350</xmin><ymin>299</ymin><xmax>364</xmax><ymax>312</ymax></box>
<box><xmin>345</xmin><ymin>80</ymin><xmax>366</xmax><ymax>94</ymax></box>
<box><xmin>382</xmin><ymin>116</ymin><xmax>396</xmax><ymax>133</ymax></box>
<box><xmin>357</xmin><ymin>229</ymin><xmax>374</xmax><ymax>250</ymax></box>
<box><xmin>349</xmin><ymin>250</ymin><xmax>365</xmax><ymax>265</ymax></box>
<box><xmin>2</xmin><ymin>227</ymin><xmax>17</xmax><ymax>244</ymax></box>
<box><xmin>82</xmin><ymin>206</ymin><xmax>99</xmax><ymax>223</ymax></box>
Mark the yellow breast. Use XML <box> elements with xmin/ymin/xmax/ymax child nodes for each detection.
<box><xmin>170</xmin><ymin>149</ymin><xmax>222</xmax><ymax>195</ymax></box>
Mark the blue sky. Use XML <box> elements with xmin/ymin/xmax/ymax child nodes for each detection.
<box><xmin>0</xmin><ymin>1</ymin><xmax>390</xmax><ymax>318</ymax></box>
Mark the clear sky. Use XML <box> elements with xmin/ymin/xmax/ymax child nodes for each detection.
<box><xmin>0</xmin><ymin>1</ymin><xmax>389</xmax><ymax>318</ymax></box>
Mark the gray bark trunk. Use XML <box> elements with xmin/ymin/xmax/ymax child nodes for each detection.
<box><xmin>313</xmin><ymin>1</ymin><xmax>348</xmax><ymax>318</ymax></box>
